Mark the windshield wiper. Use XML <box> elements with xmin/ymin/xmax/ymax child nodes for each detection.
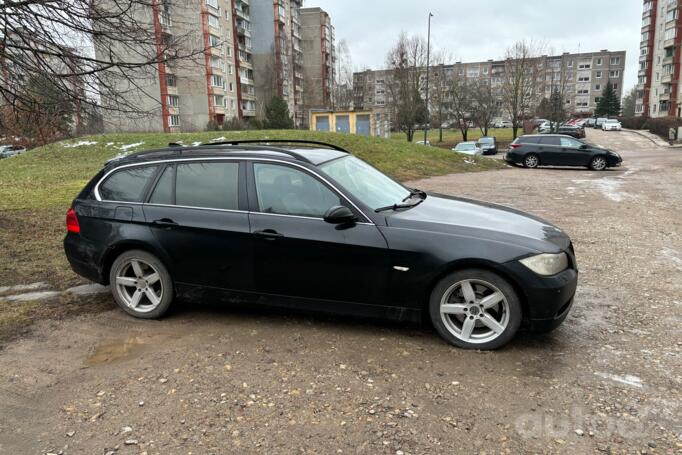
<box><xmin>402</xmin><ymin>188</ymin><xmax>427</xmax><ymax>202</ymax></box>
<box><xmin>375</xmin><ymin>199</ymin><xmax>424</xmax><ymax>213</ymax></box>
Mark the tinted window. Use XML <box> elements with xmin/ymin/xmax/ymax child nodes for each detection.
<box><xmin>175</xmin><ymin>162</ymin><xmax>239</xmax><ymax>210</ymax></box>
<box><xmin>100</xmin><ymin>165</ymin><xmax>157</xmax><ymax>202</ymax></box>
<box><xmin>539</xmin><ymin>136</ymin><xmax>561</xmax><ymax>146</ymax></box>
<box><xmin>478</xmin><ymin>137</ymin><xmax>494</xmax><ymax>144</ymax></box>
<box><xmin>149</xmin><ymin>165</ymin><xmax>174</xmax><ymax>205</ymax></box>
<box><xmin>254</xmin><ymin>163</ymin><xmax>341</xmax><ymax>218</ymax></box>
<box><xmin>517</xmin><ymin>136</ymin><xmax>540</xmax><ymax>144</ymax></box>
<box><xmin>560</xmin><ymin>137</ymin><xmax>583</xmax><ymax>148</ymax></box>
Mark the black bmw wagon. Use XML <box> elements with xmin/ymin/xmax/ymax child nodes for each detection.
<box><xmin>64</xmin><ymin>140</ymin><xmax>578</xmax><ymax>350</ymax></box>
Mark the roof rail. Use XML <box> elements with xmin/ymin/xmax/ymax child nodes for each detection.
<box><xmin>202</xmin><ymin>139</ymin><xmax>351</xmax><ymax>154</ymax></box>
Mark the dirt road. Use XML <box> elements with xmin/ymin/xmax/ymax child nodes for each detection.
<box><xmin>0</xmin><ymin>129</ymin><xmax>680</xmax><ymax>454</ymax></box>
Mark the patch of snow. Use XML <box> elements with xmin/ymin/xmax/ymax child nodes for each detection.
<box><xmin>64</xmin><ymin>284</ymin><xmax>109</xmax><ymax>296</ymax></box>
<box><xmin>594</xmin><ymin>372</ymin><xmax>643</xmax><ymax>388</ymax></box>
<box><xmin>0</xmin><ymin>282</ymin><xmax>50</xmax><ymax>295</ymax></box>
<box><xmin>63</xmin><ymin>141</ymin><xmax>98</xmax><ymax>148</ymax></box>
<box><xmin>658</xmin><ymin>247</ymin><xmax>682</xmax><ymax>272</ymax></box>
<box><xmin>191</xmin><ymin>141</ymin><xmax>202</xmax><ymax>147</ymax></box>
<box><xmin>2</xmin><ymin>291</ymin><xmax>61</xmax><ymax>302</ymax></box>
<box><xmin>119</xmin><ymin>142</ymin><xmax>145</xmax><ymax>151</ymax></box>
<box><xmin>105</xmin><ymin>142</ymin><xmax>115</xmax><ymax>147</ymax></box>
<box><xmin>571</xmin><ymin>178</ymin><xmax>634</xmax><ymax>202</ymax></box>
<box><xmin>209</xmin><ymin>136</ymin><xmax>226</xmax><ymax>143</ymax></box>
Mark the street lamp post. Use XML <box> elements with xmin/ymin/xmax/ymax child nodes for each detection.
<box><xmin>424</xmin><ymin>12</ymin><xmax>433</xmax><ymax>145</ymax></box>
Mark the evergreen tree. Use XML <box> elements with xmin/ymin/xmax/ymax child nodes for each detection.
<box><xmin>596</xmin><ymin>81</ymin><xmax>621</xmax><ymax>117</ymax></box>
<box><xmin>548</xmin><ymin>87</ymin><xmax>566</xmax><ymax>132</ymax></box>
<box><xmin>264</xmin><ymin>96</ymin><xmax>295</xmax><ymax>129</ymax></box>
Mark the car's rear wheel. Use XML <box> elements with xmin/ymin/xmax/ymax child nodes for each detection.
<box><xmin>109</xmin><ymin>250</ymin><xmax>173</xmax><ymax>319</ymax></box>
<box><xmin>589</xmin><ymin>156</ymin><xmax>607</xmax><ymax>171</ymax></box>
<box><xmin>523</xmin><ymin>154</ymin><xmax>539</xmax><ymax>168</ymax></box>
<box><xmin>429</xmin><ymin>269</ymin><xmax>522</xmax><ymax>350</ymax></box>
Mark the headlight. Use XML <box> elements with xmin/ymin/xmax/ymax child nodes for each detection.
<box><xmin>519</xmin><ymin>253</ymin><xmax>568</xmax><ymax>276</ymax></box>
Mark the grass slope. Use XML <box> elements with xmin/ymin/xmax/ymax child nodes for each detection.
<box><xmin>391</xmin><ymin>127</ymin><xmax>518</xmax><ymax>147</ymax></box>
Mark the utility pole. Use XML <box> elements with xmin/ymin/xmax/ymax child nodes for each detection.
<box><xmin>424</xmin><ymin>12</ymin><xmax>433</xmax><ymax>144</ymax></box>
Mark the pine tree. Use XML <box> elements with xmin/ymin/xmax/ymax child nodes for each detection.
<box><xmin>264</xmin><ymin>96</ymin><xmax>295</xmax><ymax>129</ymax></box>
<box><xmin>596</xmin><ymin>81</ymin><xmax>621</xmax><ymax>117</ymax></box>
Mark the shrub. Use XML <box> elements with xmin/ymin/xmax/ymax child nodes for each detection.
<box><xmin>647</xmin><ymin>117</ymin><xmax>682</xmax><ymax>139</ymax></box>
<box><xmin>206</xmin><ymin>119</ymin><xmax>221</xmax><ymax>131</ymax></box>
<box><xmin>618</xmin><ymin>116</ymin><xmax>648</xmax><ymax>130</ymax></box>
<box><xmin>222</xmin><ymin>117</ymin><xmax>251</xmax><ymax>131</ymax></box>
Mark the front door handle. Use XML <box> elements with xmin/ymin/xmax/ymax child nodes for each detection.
<box><xmin>152</xmin><ymin>218</ymin><xmax>179</xmax><ymax>229</ymax></box>
<box><xmin>254</xmin><ymin>229</ymin><xmax>284</xmax><ymax>240</ymax></box>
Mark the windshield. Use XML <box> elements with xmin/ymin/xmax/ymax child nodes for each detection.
<box><xmin>456</xmin><ymin>143</ymin><xmax>475</xmax><ymax>150</ymax></box>
<box><xmin>478</xmin><ymin>138</ymin><xmax>493</xmax><ymax>144</ymax></box>
<box><xmin>319</xmin><ymin>156</ymin><xmax>410</xmax><ymax>210</ymax></box>
<box><xmin>605</xmin><ymin>119</ymin><xmax>618</xmax><ymax>123</ymax></box>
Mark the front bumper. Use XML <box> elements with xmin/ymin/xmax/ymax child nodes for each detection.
<box><xmin>503</xmin><ymin>258</ymin><xmax>578</xmax><ymax>333</ymax></box>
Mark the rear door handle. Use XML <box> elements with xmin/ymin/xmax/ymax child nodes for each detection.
<box><xmin>152</xmin><ymin>218</ymin><xmax>179</xmax><ymax>228</ymax></box>
<box><xmin>254</xmin><ymin>229</ymin><xmax>284</xmax><ymax>240</ymax></box>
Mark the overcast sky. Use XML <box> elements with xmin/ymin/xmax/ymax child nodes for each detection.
<box><xmin>311</xmin><ymin>0</ymin><xmax>641</xmax><ymax>91</ymax></box>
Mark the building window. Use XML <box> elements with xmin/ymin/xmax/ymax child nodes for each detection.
<box><xmin>595</xmin><ymin>97</ymin><xmax>601</xmax><ymax>104</ymax></box>
<box><xmin>211</xmin><ymin>75</ymin><xmax>224</xmax><ymax>88</ymax></box>
<box><xmin>596</xmin><ymin>71</ymin><xmax>602</xmax><ymax>78</ymax></box>
<box><xmin>211</xmin><ymin>56</ymin><xmax>222</xmax><ymax>69</ymax></box>
<box><xmin>577</xmin><ymin>89</ymin><xmax>589</xmax><ymax>95</ymax></box>
<box><xmin>168</xmin><ymin>115</ymin><xmax>180</xmax><ymax>127</ymax></box>
<box><xmin>578</xmin><ymin>76</ymin><xmax>590</xmax><ymax>82</ymax></box>
<box><xmin>228</xmin><ymin>82</ymin><xmax>234</xmax><ymax>92</ymax></box>
<box><xmin>213</xmin><ymin>95</ymin><xmax>224</xmax><ymax>107</ymax></box>
<box><xmin>596</xmin><ymin>57</ymin><xmax>603</xmax><ymax>66</ymax></box>
<box><xmin>567</xmin><ymin>60</ymin><xmax>573</xmax><ymax>67</ymax></box>
<box><xmin>167</xmin><ymin>95</ymin><xmax>179</xmax><ymax>107</ymax></box>
<box><xmin>665</xmin><ymin>27</ymin><xmax>677</xmax><ymax>40</ymax></box>
<box><xmin>208</xmin><ymin>13</ymin><xmax>220</xmax><ymax>29</ymax></box>
<box><xmin>165</xmin><ymin>74</ymin><xmax>176</xmax><ymax>87</ymax></box>
<box><xmin>595</xmin><ymin>84</ymin><xmax>601</xmax><ymax>91</ymax></box>
<box><xmin>578</xmin><ymin>63</ymin><xmax>591</xmax><ymax>69</ymax></box>
<box><xmin>210</xmin><ymin>34</ymin><xmax>221</xmax><ymax>48</ymax></box>
<box><xmin>609</xmin><ymin>70</ymin><xmax>620</xmax><ymax>78</ymax></box>
<box><xmin>613</xmin><ymin>83</ymin><xmax>618</xmax><ymax>90</ymax></box>
<box><xmin>206</xmin><ymin>0</ymin><xmax>218</xmax><ymax>8</ymax></box>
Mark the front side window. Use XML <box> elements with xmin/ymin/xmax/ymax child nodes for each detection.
<box><xmin>254</xmin><ymin>163</ymin><xmax>341</xmax><ymax>218</ymax></box>
<box><xmin>100</xmin><ymin>165</ymin><xmax>158</xmax><ymax>202</ymax></box>
<box><xmin>560</xmin><ymin>137</ymin><xmax>583</xmax><ymax>148</ymax></box>
<box><xmin>320</xmin><ymin>156</ymin><xmax>409</xmax><ymax>211</ymax></box>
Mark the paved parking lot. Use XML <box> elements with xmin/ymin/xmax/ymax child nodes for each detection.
<box><xmin>0</xmin><ymin>129</ymin><xmax>680</xmax><ymax>454</ymax></box>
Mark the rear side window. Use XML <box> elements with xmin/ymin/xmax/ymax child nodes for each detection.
<box><xmin>148</xmin><ymin>162</ymin><xmax>239</xmax><ymax>210</ymax></box>
<box><xmin>516</xmin><ymin>136</ymin><xmax>540</xmax><ymax>144</ymax></box>
<box><xmin>99</xmin><ymin>165</ymin><xmax>157</xmax><ymax>202</ymax></box>
<box><xmin>539</xmin><ymin>136</ymin><xmax>561</xmax><ymax>146</ymax></box>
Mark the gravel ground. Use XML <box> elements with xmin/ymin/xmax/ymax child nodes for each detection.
<box><xmin>0</xmin><ymin>129</ymin><xmax>680</xmax><ymax>455</ymax></box>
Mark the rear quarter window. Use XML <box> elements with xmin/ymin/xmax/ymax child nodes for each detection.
<box><xmin>99</xmin><ymin>165</ymin><xmax>158</xmax><ymax>202</ymax></box>
<box><xmin>517</xmin><ymin>136</ymin><xmax>541</xmax><ymax>144</ymax></box>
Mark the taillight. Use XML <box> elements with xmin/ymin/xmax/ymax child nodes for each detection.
<box><xmin>66</xmin><ymin>207</ymin><xmax>80</xmax><ymax>233</ymax></box>
<box><xmin>510</xmin><ymin>143</ymin><xmax>522</xmax><ymax>149</ymax></box>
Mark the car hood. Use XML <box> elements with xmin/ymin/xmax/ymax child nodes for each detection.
<box><xmin>385</xmin><ymin>193</ymin><xmax>571</xmax><ymax>253</ymax></box>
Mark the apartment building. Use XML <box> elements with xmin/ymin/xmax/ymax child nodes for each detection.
<box><xmin>300</xmin><ymin>7</ymin><xmax>336</xmax><ymax>112</ymax></box>
<box><xmin>354</xmin><ymin>50</ymin><xmax>626</xmax><ymax>122</ymax></box>
<box><xmin>250</xmin><ymin>0</ymin><xmax>305</xmax><ymax>126</ymax></box>
<box><xmin>637</xmin><ymin>0</ymin><xmax>681</xmax><ymax>117</ymax></box>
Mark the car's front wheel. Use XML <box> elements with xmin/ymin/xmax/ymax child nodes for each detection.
<box><xmin>429</xmin><ymin>269</ymin><xmax>522</xmax><ymax>350</ymax></box>
<box><xmin>589</xmin><ymin>156</ymin><xmax>607</xmax><ymax>171</ymax></box>
<box><xmin>109</xmin><ymin>249</ymin><xmax>174</xmax><ymax>319</ymax></box>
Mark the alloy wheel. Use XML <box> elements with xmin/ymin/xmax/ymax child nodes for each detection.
<box><xmin>439</xmin><ymin>279</ymin><xmax>510</xmax><ymax>344</ymax></box>
<box><xmin>114</xmin><ymin>258</ymin><xmax>164</xmax><ymax>313</ymax></box>
<box><xmin>591</xmin><ymin>157</ymin><xmax>606</xmax><ymax>170</ymax></box>
<box><xmin>524</xmin><ymin>155</ymin><xmax>539</xmax><ymax>168</ymax></box>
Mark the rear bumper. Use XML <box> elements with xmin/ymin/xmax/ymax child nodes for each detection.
<box><xmin>64</xmin><ymin>234</ymin><xmax>105</xmax><ymax>283</ymax></box>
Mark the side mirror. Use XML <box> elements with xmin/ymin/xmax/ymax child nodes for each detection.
<box><xmin>323</xmin><ymin>206</ymin><xmax>357</xmax><ymax>224</ymax></box>
<box><xmin>579</xmin><ymin>144</ymin><xmax>588</xmax><ymax>150</ymax></box>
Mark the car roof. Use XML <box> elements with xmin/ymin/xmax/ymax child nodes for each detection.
<box><xmin>457</xmin><ymin>141</ymin><xmax>477</xmax><ymax>146</ymax></box>
<box><xmin>106</xmin><ymin>141</ymin><xmax>349</xmax><ymax>169</ymax></box>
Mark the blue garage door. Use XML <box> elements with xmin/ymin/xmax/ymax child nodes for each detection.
<box><xmin>356</xmin><ymin>115</ymin><xmax>371</xmax><ymax>136</ymax></box>
<box><xmin>336</xmin><ymin>115</ymin><xmax>350</xmax><ymax>133</ymax></box>
<box><xmin>315</xmin><ymin>116</ymin><xmax>330</xmax><ymax>132</ymax></box>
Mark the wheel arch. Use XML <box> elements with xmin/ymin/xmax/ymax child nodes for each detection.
<box><xmin>422</xmin><ymin>258</ymin><xmax>530</xmax><ymax>320</ymax></box>
<box><xmin>100</xmin><ymin>240</ymin><xmax>173</xmax><ymax>286</ymax></box>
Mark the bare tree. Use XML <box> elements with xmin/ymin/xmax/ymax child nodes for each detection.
<box><xmin>471</xmin><ymin>79</ymin><xmax>499</xmax><ymax>137</ymax></box>
<box><xmin>501</xmin><ymin>40</ymin><xmax>544</xmax><ymax>139</ymax></box>
<box><xmin>385</xmin><ymin>32</ymin><xmax>428</xmax><ymax>142</ymax></box>
<box><xmin>543</xmin><ymin>54</ymin><xmax>571</xmax><ymax>131</ymax></box>
<box><xmin>428</xmin><ymin>51</ymin><xmax>452</xmax><ymax>143</ymax></box>
<box><xmin>0</xmin><ymin>0</ymin><xmax>207</xmax><ymax>125</ymax></box>
<box><xmin>333</xmin><ymin>39</ymin><xmax>354</xmax><ymax>110</ymax></box>
<box><xmin>448</xmin><ymin>75</ymin><xmax>474</xmax><ymax>142</ymax></box>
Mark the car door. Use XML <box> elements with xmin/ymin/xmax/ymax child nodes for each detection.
<box><xmin>142</xmin><ymin>160</ymin><xmax>253</xmax><ymax>291</ymax></box>
<box><xmin>537</xmin><ymin>136</ymin><xmax>562</xmax><ymax>165</ymax></box>
<box><xmin>557</xmin><ymin>137</ymin><xmax>588</xmax><ymax>166</ymax></box>
<box><xmin>247</xmin><ymin>160</ymin><xmax>389</xmax><ymax>306</ymax></box>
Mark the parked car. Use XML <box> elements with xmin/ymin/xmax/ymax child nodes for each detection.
<box><xmin>505</xmin><ymin>134</ymin><xmax>622</xmax><ymax>170</ymax></box>
<box><xmin>64</xmin><ymin>140</ymin><xmax>578</xmax><ymax>350</ymax></box>
<box><xmin>594</xmin><ymin>118</ymin><xmax>608</xmax><ymax>129</ymax></box>
<box><xmin>0</xmin><ymin>146</ymin><xmax>27</xmax><ymax>159</ymax></box>
<box><xmin>583</xmin><ymin>118</ymin><xmax>596</xmax><ymax>128</ymax></box>
<box><xmin>494</xmin><ymin>120</ymin><xmax>514</xmax><ymax>128</ymax></box>
<box><xmin>602</xmin><ymin>119</ymin><xmax>622</xmax><ymax>131</ymax></box>
<box><xmin>556</xmin><ymin>125</ymin><xmax>586</xmax><ymax>139</ymax></box>
<box><xmin>452</xmin><ymin>141</ymin><xmax>482</xmax><ymax>156</ymax></box>
<box><xmin>476</xmin><ymin>136</ymin><xmax>497</xmax><ymax>155</ymax></box>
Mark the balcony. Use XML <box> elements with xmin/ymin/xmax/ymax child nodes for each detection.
<box><xmin>160</xmin><ymin>12</ymin><xmax>172</xmax><ymax>29</ymax></box>
<box><xmin>662</xmin><ymin>74</ymin><xmax>673</xmax><ymax>83</ymax></box>
<box><xmin>235</xmin><ymin>8</ymin><xmax>249</xmax><ymax>19</ymax></box>
<box><xmin>242</xmin><ymin>108</ymin><xmax>256</xmax><ymax>117</ymax></box>
<box><xmin>663</xmin><ymin>55</ymin><xmax>674</xmax><ymax>65</ymax></box>
<box><xmin>660</xmin><ymin>92</ymin><xmax>671</xmax><ymax>101</ymax></box>
<box><xmin>240</xmin><ymin>75</ymin><xmax>254</xmax><ymax>85</ymax></box>
<box><xmin>664</xmin><ymin>38</ymin><xmax>676</xmax><ymax>48</ymax></box>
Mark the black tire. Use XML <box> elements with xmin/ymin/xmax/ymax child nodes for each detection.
<box><xmin>428</xmin><ymin>269</ymin><xmax>522</xmax><ymax>350</ymax></box>
<box><xmin>589</xmin><ymin>155</ymin><xmax>607</xmax><ymax>171</ymax></box>
<box><xmin>523</xmin><ymin>153</ymin><xmax>539</xmax><ymax>168</ymax></box>
<box><xmin>109</xmin><ymin>249</ymin><xmax>174</xmax><ymax>319</ymax></box>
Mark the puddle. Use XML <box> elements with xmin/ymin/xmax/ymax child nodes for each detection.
<box><xmin>85</xmin><ymin>336</ymin><xmax>149</xmax><ymax>366</ymax></box>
